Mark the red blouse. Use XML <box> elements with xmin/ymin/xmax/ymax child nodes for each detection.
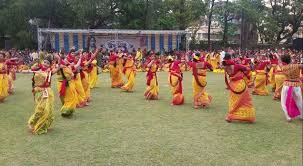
<box><xmin>255</xmin><ymin>61</ymin><xmax>270</xmax><ymax>70</ymax></box>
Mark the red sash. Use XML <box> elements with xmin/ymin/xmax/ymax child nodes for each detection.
<box><xmin>146</xmin><ymin>67</ymin><xmax>158</xmax><ymax>86</ymax></box>
<box><xmin>224</xmin><ymin>72</ymin><xmax>246</xmax><ymax>94</ymax></box>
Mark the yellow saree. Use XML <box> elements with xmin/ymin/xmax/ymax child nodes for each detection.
<box><xmin>57</xmin><ymin>67</ymin><xmax>77</xmax><ymax>117</ymax></box>
<box><xmin>225</xmin><ymin>70</ymin><xmax>256</xmax><ymax>123</ymax></box>
<box><xmin>0</xmin><ymin>63</ymin><xmax>9</xmax><ymax>102</ymax></box>
<box><xmin>28</xmin><ymin>72</ymin><xmax>54</xmax><ymax>134</ymax></box>
<box><xmin>121</xmin><ymin>58</ymin><xmax>136</xmax><ymax>92</ymax></box>
<box><xmin>269</xmin><ymin>64</ymin><xmax>277</xmax><ymax>91</ymax></box>
<box><xmin>192</xmin><ymin>70</ymin><xmax>212</xmax><ymax>108</ymax></box>
<box><xmin>144</xmin><ymin>63</ymin><xmax>159</xmax><ymax>100</ymax></box>
<box><xmin>109</xmin><ymin>60</ymin><xmax>124</xmax><ymax>88</ymax></box>
<box><xmin>252</xmin><ymin>70</ymin><xmax>269</xmax><ymax>96</ymax></box>
<box><xmin>89</xmin><ymin>59</ymin><xmax>98</xmax><ymax>89</ymax></box>
<box><xmin>273</xmin><ymin>65</ymin><xmax>286</xmax><ymax>100</ymax></box>
<box><xmin>191</xmin><ymin>62</ymin><xmax>212</xmax><ymax>108</ymax></box>
<box><xmin>74</xmin><ymin>73</ymin><xmax>87</xmax><ymax>107</ymax></box>
<box><xmin>169</xmin><ymin>62</ymin><xmax>184</xmax><ymax>105</ymax></box>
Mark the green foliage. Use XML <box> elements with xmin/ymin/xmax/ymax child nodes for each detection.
<box><xmin>0</xmin><ymin>0</ymin><xmax>208</xmax><ymax>48</ymax></box>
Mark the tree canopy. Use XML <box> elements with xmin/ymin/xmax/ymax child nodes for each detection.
<box><xmin>0</xmin><ymin>0</ymin><xmax>302</xmax><ymax>49</ymax></box>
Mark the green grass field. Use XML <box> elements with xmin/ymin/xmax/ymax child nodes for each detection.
<box><xmin>0</xmin><ymin>72</ymin><xmax>302</xmax><ymax>166</ymax></box>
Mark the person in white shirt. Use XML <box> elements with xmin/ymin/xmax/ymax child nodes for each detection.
<box><xmin>30</xmin><ymin>51</ymin><xmax>38</xmax><ymax>61</ymax></box>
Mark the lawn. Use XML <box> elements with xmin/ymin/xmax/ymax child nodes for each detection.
<box><xmin>0</xmin><ymin>72</ymin><xmax>302</xmax><ymax>166</ymax></box>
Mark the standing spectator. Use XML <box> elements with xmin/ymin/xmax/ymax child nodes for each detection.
<box><xmin>31</xmin><ymin>50</ymin><xmax>39</xmax><ymax>61</ymax></box>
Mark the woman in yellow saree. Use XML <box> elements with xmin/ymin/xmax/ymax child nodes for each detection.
<box><xmin>252</xmin><ymin>60</ymin><xmax>270</xmax><ymax>96</ymax></box>
<box><xmin>80</xmin><ymin>49</ymin><xmax>100</xmax><ymax>102</ymax></box>
<box><xmin>273</xmin><ymin>64</ymin><xmax>286</xmax><ymax>100</ymax></box>
<box><xmin>223</xmin><ymin>55</ymin><xmax>256</xmax><ymax>123</ymax></box>
<box><xmin>121</xmin><ymin>54</ymin><xmax>136</xmax><ymax>92</ymax></box>
<box><xmin>66</xmin><ymin>50</ymin><xmax>87</xmax><ymax>108</ymax></box>
<box><xmin>5</xmin><ymin>55</ymin><xmax>19</xmax><ymax>95</ymax></box>
<box><xmin>168</xmin><ymin>56</ymin><xmax>184</xmax><ymax>105</ymax></box>
<box><xmin>27</xmin><ymin>58</ymin><xmax>56</xmax><ymax>134</ymax></box>
<box><xmin>73</xmin><ymin>54</ymin><xmax>88</xmax><ymax>107</ymax></box>
<box><xmin>210</xmin><ymin>52</ymin><xmax>218</xmax><ymax>70</ymax></box>
<box><xmin>187</xmin><ymin>54</ymin><xmax>213</xmax><ymax>109</ymax></box>
<box><xmin>268</xmin><ymin>55</ymin><xmax>279</xmax><ymax>92</ymax></box>
<box><xmin>109</xmin><ymin>51</ymin><xmax>124</xmax><ymax>88</ymax></box>
<box><xmin>0</xmin><ymin>53</ymin><xmax>9</xmax><ymax>103</ymax></box>
<box><xmin>241</xmin><ymin>57</ymin><xmax>254</xmax><ymax>88</ymax></box>
<box><xmin>79</xmin><ymin>52</ymin><xmax>91</xmax><ymax>102</ymax></box>
<box><xmin>56</xmin><ymin>52</ymin><xmax>78</xmax><ymax>117</ymax></box>
<box><xmin>144</xmin><ymin>55</ymin><xmax>159</xmax><ymax>100</ymax></box>
<box><xmin>88</xmin><ymin>58</ymin><xmax>98</xmax><ymax>89</ymax></box>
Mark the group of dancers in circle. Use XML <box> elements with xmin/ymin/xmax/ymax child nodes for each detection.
<box><xmin>0</xmin><ymin>48</ymin><xmax>302</xmax><ymax>135</ymax></box>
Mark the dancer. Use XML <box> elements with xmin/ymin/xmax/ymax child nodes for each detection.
<box><xmin>56</xmin><ymin>51</ymin><xmax>78</xmax><ymax>117</ymax></box>
<box><xmin>168</xmin><ymin>56</ymin><xmax>184</xmax><ymax>105</ymax></box>
<box><xmin>78</xmin><ymin>50</ymin><xmax>91</xmax><ymax>102</ymax></box>
<box><xmin>5</xmin><ymin>52</ymin><xmax>19</xmax><ymax>94</ymax></box>
<box><xmin>0</xmin><ymin>52</ymin><xmax>9</xmax><ymax>103</ymax></box>
<box><xmin>273</xmin><ymin>61</ymin><xmax>286</xmax><ymax>100</ymax></box>
<box><xmin>88</xmin><ymin>50</ymin><xmax>99</xmax><ymax>89</ymax></box>
<box><xmin>121</xmin><ymin>53</ymin><xmax>136</xmax><ymax>92</ymax></box>
<box><xmin>280</xmin><ymin>54</ymin><xmax>303</xmax><ymax>122</ymax></box>
<box><xmin>210</xmin><ymin>52</ymin><xmax>219</xmax><ymax>70</ymax></box>
<box><xmin>109</xmin><ymin>51</ymin><xmax>124</xmax><ymax>88</ymax></box>
<box><xmin>268</xmin><ymin>54</ymin><xmax>279</xmax><ymax>92</ymax></box>
<box><xmin>252</xmin><ymin>58</ymin><xmax>270</xmax><ymax>96</ymax></box>
<box><xmin>144</xmin><ymin>54</ymin><xmax>159</xmax><ymax>100</ymax></box>
<box><xmin>186</xmin><ymin>53</ymin><xmax>213</xmax><ymax>109</ymax></box>
<box><xmin>67</xmin><ymin>50</ymin><xmax>88</xmax><ymax>108</ymax></box>
<box><xmin>27</xmin><ymin>57</ymin><xmax>57</xmax><ymax>134</ymax></box>
<box><xmin>241</xmin><ymin>56</ymin><xmax>254</xmax><ymax>88</ymax></box>
<box><xmin>223</xmin><ymin>54</ymin><xmax>256</xmax><ymax>123</ymax></box>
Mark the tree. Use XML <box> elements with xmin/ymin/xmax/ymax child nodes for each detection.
<box><xmin>207</xmin><ymin>0</ymin><xmax>215</xmax><ymax>50</ymax></box>
<box><xmin>257</xmin><ymin>0</ymin><xmax>303</xmax><ymax>44</ymax></box>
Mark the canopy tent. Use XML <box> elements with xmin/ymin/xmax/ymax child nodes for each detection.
<box><xmin>38</xmin><ymin>28</ymin><xmax>186</xmax><ymax>52</ymax></box>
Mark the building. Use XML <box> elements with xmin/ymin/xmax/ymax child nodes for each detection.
<box><xmin>186</xmin><ymin>1</ymin><xmax>258</xmax><ymax>48</ymax></box>
<box><xmin>186</xmin><ymin>15</ymin><xmax>241</xmax><ymax>44</ymax></box>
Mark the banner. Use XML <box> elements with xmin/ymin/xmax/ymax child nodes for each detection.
<box><xmin>52</xmin><ymin>32</ymin><xmax>180</xmax><ymax>52</ymax></box>
<box><xmin>89</xmin><ymin>34</ymin><xmax>146</xmax><ymax>51</ymax></box>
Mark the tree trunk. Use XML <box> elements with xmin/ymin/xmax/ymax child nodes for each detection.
<box><xmin>222</xmin><ymin>0</ymin><xmax>229</xmax><ymax>47</ymax></box>
<box><xmin>208</xmin><ymin>0</ymin><xmax>215</xmax><ymax>51</ymax></box>
<box><xmin>144</xmin><ymin>0</ymin><xmax>150</xmax><ymax>30</ymax></box>
<box><xmin>179</xmin><ymin>0</ymin><xmax>186</xmax><ymax>30</ymax></box>
<box><xmin>240</xmin><ymin>9</ymin><xmax>244</xmax><ymax>49</ymax></box>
